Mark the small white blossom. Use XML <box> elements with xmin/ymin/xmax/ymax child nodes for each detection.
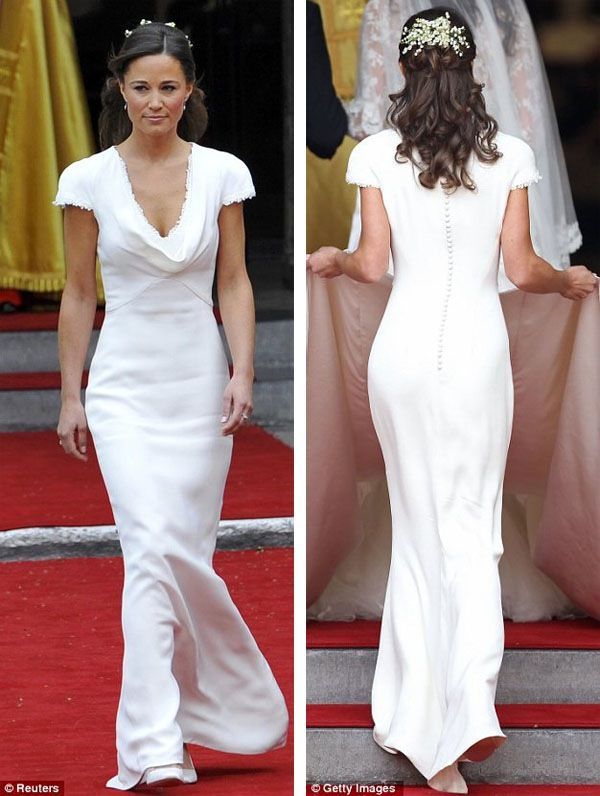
<box><xmin>126</xmin><ymin>19</ymin><xmax>193</xmax><ymax>47</ymax></box>
<box><xmin>400</xmin><ymin>11</ymin><xmax>469</xmax><ymax>58</ymax></box>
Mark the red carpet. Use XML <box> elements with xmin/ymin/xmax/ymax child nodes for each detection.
<box><xmin>0</xmin><ymin>426</ymin><xmax>293</xmax><ymax>530</ymax></box>
<box><xmin>307</xmin><ymin>618</ymin><xmax>600</xmax><ymax>649</ymax></box>
<box><xmin>0</xmin><ymin>309</ymin><xmax>105</xmax><ymax>332</ymax></box>
<box><xmin>0</xmin><ymin>370</ymin><xmax>90</xmax><ymax>390</ymax></box>
<box><xmin>307</xmin><ymin>703</ymin><xmax>600</xmax><ymax>729</ymax></box>
<box><xmin>0</xmin><ymin>548</ymin><xmax>292</xmax><ymax>794</ymax></box>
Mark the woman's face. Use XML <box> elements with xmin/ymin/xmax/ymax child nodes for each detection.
<box><xmin>120</xmin><ymin>54</ymin><xmax>192</xmax><ymax>135</ymax></box>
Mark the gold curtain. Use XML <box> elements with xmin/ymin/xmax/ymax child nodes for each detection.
<box><xmin>306</xmin><ymin>0</ymin><xmax>366</xmax><ymax>253</ymax></box>
<box><xmin>0</xmin><ymin>0</ymin><xmax>103</xmax><ymax>298</ymax></box>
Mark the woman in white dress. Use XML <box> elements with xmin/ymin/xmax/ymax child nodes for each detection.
<box><xmin>53</xmin><ymin>20</ymin><xmax>288</xmax><ymax>791</ymax></box>
<box><xmin>307</xmin><ymin>7</ymin><xmax>597</xmax><ymax>793</ymax></box>
<box><xmin>307</xmin><ymin>0</ymin><xmax>600</xmax><ymax>626</ymax></box>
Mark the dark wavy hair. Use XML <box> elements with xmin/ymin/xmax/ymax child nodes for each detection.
<box><xmin>387</xmin><ymin>6</ymin><xmax>501</xmax><ymax>192</ymax></box>
<box><xmin>98</xmin><ymin>21</ymin><xmax>208</xmax><ymax>150</ymax></box>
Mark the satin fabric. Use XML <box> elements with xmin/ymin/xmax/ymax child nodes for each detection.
<box><xmin>307</xmin><ymin>275</ymin><xmax>600</xmax><ymax>620</ymax></box>
<box><xmin>307</xmin><ymin>180</ymin><xmax>600</xmax><ymax>624</ymax></box>
<box><xmin>53</xmin><ymin>143</ymin><xmax>289</xmax><ymax>790</ymax></box>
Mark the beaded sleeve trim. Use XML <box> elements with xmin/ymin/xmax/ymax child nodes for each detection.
<box><xmin>222</xmin><ymin>190</ymin><xmax>256</xmax><ymax>206</ymax></box>
<box><xmin>52</xmin><ymin>197</ymin><xmax>93</xmax><ymax>211</ymax></box>
<box><xmin>510</xmin><ymin>172</ymin><xmax>543</xmax><ymax>190</ymax></box>
<box><xmin>345</xmin><ymin>176</ymin><xmax>379</xmax><ymax>189</ymax></box>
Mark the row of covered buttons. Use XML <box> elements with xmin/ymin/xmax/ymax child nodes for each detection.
<box><xmin>437</xmin><ymin>192</ymin><xmax>454</xmax><ymax>371</ymax></box>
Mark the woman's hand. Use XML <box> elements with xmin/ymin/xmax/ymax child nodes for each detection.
<box><xmin>221</xmin><ymin>372</ymin><xmax>253</xmax><ymax>435</ymax></box>
<box><xmin>57</xmin><ymin>398</ymin><xmax>88</xmax><ymax>461</ymax></box>
<box><xmin>559</xmin><ymin>266</ymin><xmax>600</xmax><ymax>300</ymax></box>
<box><xmin>306</xmin><ymin>247</ymin><xmax>344</xmax><ymax>279</ymax></box>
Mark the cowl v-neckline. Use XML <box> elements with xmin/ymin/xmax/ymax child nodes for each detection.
<box><xmin>113</xmin><ymin>143</ymin><xmax>194</xmax><ymax>242</ymax></box>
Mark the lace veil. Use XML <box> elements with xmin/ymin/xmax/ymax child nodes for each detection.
<box><xmin>345</xmin><ymin>0</ymin><xmax>582</xmax><ymax>282</ymax></box>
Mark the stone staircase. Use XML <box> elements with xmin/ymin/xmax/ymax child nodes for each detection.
<box><xmin>306</xmin><ymin>619</ymin><xmax>600</xmax><ymax>789</ymax></box>
<box><xmin>0</xmin><ymin>309</ymin><xmax>292</xmax><ymax>434</ymax></box>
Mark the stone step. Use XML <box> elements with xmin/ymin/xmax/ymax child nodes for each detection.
<box><xmin>0</xmin><ymin>315</ymin><xmax>292</xmax><ymax>429</ymax></box>
<box><xmin>0</xmin><ymin>318</ymin><xmax>292</xmax><ymax>372</ymax></box>
<box><xmin>306</xmin><ymin>618</ymin><xmax>600</xmax><ymax>650</ymax></box>
<box><xmin>306</xmin><ymin>704</ymin><xmax>600</xmax><ymax>785</ymax></box>
<box><xmin>307</xmin><ymin>647</ymin><xmax>600</xmax><ymax>704</ymax></box>
<box><xmin>0</xmin><ymin>373</ymin><xmax>292</xmax><ymax>430</ymax></box>
<box><xmin>0</xmin><ymin>518</ymin><xmax>293</xmax><ymax>562</ymax></box>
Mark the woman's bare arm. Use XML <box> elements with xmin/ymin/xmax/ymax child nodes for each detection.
<box><xmin>501</xmin><ymin>188</ymin><xmax>598</xmax><ymax>299</ymax></box>
<box><xmin>56</xmin><ymin>206</ymin><xmax>98</xmax><ymax>461</ymax></box>
<box><xmin>215</xmin><ymin>202</ymin><xmax>255</xmax><ymax>435</ymax></box>
<box><xmin>307</xmin><ymin>186</ymin><xmax>391</xmax><ymax>282</ymax></box>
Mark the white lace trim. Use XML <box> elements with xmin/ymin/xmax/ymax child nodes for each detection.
<box><xmin>510</xmin><ymin>171</ymin><xmax>543</xmax><ymax>190</ymax></box>
<box><xmin>345</xmin><ymin>175</ymin><xmax>379</xmax><ymax>189</ymax></box>
<box><xmin>113</xmin><ymin>143</ymin><xmax>193</xmax><ymax>240</ymax></box>
<box><xmin>222</xmin><ymin>189</ymin><xmax>256</xmax><ymax>206</ymax></box>
<box><xmin>52</xmin><ymin>197</ymin><xmax>93</xmax><ymax>211</ymax></box>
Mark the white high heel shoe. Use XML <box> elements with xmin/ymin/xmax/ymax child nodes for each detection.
<box><xmin>138</xmin><ymin>764</ymin><xmax>184</xmax><ymax>787</ymax></box>
<box><xmin>137</xmin><ymin>743</ymin><xmax>197</xmax><ymax>788</ymax></box>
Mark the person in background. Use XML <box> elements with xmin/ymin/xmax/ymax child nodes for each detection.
<box><xmin>307</xmin><ymin>1</ymin><xmax>348</xmax><ymax>159</ymax></box>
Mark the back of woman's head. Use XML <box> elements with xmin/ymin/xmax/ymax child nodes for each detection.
<box><xmin>98</xmin><ymin>21</ymin><xmax>208</xmax><ymax>150</ymax></box>
<box><xmin>387</xmin><ymin>6</ymin><xmax>501</xmax><ymax>191</ymax></box>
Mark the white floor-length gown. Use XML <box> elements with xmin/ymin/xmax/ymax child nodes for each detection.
<box><xmin>344</xmin><ymin>128</ymin><xmax>542</xmax><ymax>786</ymax></box>
<box><xmin>53</xmin><ymin>142</ymin><xmax>289</xmax><ymax>790</ymax></box>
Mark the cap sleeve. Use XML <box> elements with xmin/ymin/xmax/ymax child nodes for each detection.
<box><xmin>52</xmin><ymin>159</ymin><xmax>94</xmax><ymax>211</ymax></box>
<box><xmin>221</xmin><ymin>154</ymin><xmax>256</xmax><ymax>206</ymax></box>
<box><xmin>509</xmin><ymin>139</ymin><xmax>542</xmax><ymax>190</ymax></box>
<box><xmin>345</xmin><ymin>139</ymin><xmax>380</xmax><ymax>188</ymax></box>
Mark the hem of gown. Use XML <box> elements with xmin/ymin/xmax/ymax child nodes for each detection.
<box><xmin>372</xmin><ymin>724</ymin><xmax>507</xmax><ymax>782</ymax></box>
<box><xmin>104</xmin><ymin>731</ymin><xmax>288</xmax><ymax>790</ymax></box>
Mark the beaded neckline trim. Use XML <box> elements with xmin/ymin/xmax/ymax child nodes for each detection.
<box><xmin>113</xmin><ymin>143</ymin><xmax>193</xmax><ymax>241</ymax></box>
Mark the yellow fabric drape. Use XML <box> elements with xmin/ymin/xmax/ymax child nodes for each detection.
<box><xmin>315</xmin><ymin>0</ymin><xmax>367</xmax><ymax>100</ymax></box>
<box><xmin>307</xmin><ymin>0</ymin><xmax>366</xmax><ymax>253</ymax></box>
<box><xmin>0</xmin><ymin>0</ymin><xmax>103</xmax><ymax>298</ymax></box>
<box><xmin>307</xmin><ymin>136</ymin><xmax>358</xmax><ymax>252</ymax></box>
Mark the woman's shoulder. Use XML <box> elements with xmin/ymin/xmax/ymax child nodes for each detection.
<box><xmin>488</xmin><ymin>130</ymin><xmax>541</xmax><ymax>189</ymax></box>
<box><xmin>192</xmin><ymin>143</ymin><xmax>249</xmax><ymax>171</ymax></box>
<box><xmin>493</xmin><ymin>130</ymin><xmax>535</xmax><ymax>159</ymax></box>
<box><xmin>56</xmin><ymin>149</ymin><xmax>112</xmax><ymax>189</ymax></box>
<box><xmin>61</xmin><ymin>148</ymin><xmax>111</xmax><ymax>173</ymax></box>
<box><xmin>353</xmin><ymin>128</ymin><xmax>400</xmax><ymax>154</ymax></box>
<box><xmin>192</xmin><ymin>143</ymin><xmax>255</xmax><ymax>204</ymax></box>
<box><xmin>348</xmin><ymin>129</ymin><xmax>401</xmax><ymax>174</ymax></box>
<box><xmin>53</xmin><ymin>149</ymin><xmax>111</xmax><ymax>210</ymax></box>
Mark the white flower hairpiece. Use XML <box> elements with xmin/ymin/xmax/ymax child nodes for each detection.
<box><xmin>124</xmin><ymin>19</ymin><xmax>193</xmax><ymax>47</ymax></box>
<box><xmin>400</xmin><ymin>11</ymin><xmax>469</xmax><ymax>57</ymax></box>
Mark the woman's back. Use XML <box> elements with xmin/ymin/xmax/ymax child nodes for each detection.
<box><xmin>346</xmin><ymin>128</ymin><xmax>541</xmax><ymax>297</ymax></box>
